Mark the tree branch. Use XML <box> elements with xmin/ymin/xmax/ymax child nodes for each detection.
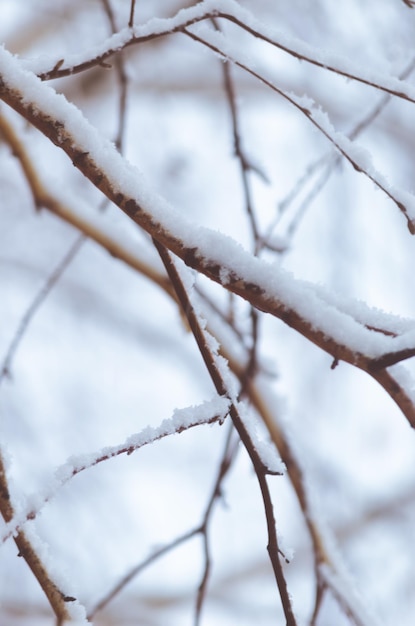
<box><xmin>0</xmin><ymin>453</ymin><xmax>79</xmax><ymax>625</ymax></box>
<box><xmin>0</xmin><ymin>111</ymin><xmax>174</xmax><ymax>301</ymax></box>
<box><xmin>153</xmin><ymin>240</ymin><xmax>297</xmax><ymax>625</ymax></box>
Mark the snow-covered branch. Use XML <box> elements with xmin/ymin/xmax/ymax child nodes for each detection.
<box><xmin>2</xmin><ymin>45</ymin><xmax>415</xmax><ymax>424</ymax></box>
<box><xmin>1</xmin><ymin>398</ymin><xmax>228</xmax><ymax>545</ymax></box>
<box><xmin>185</xmin><ymin>25</ymin><xmax>415</xmax><ymax>233</ymax></box>
<box><xmin>26</xmin><ymin>0</ymin><xmax>415</xmax><ymax>107</ymax></box>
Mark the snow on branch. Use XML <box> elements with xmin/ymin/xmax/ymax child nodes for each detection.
<box><xmin>2</xmin><ymin>45</ymin><xmax>415</xmax><ymax>427</ymax></box>
<box><xmin>211</xmin><ymin>1</ymin><xmax>415</xmax><ymax>103</ymax></box>
<box><xmin>57</xmin><ymin>397</ymin><xmax>229</xmax><ymax>482</ymax></box>
<box><xmin>22</xmin><ymin>0</ymin><xmax>415</xmax><ymax>107</ymax></box>
<box><xmin>23</xmin><ymin>2</ymin><xmax>222</xmax><ymax>79</ymax></box>
<box><xmin>187</xmin><ymin>24</ymin><xmax>415</xmax><ymax>234</ymax></box>
<box><xmin>1</xmin><ymin>397</ymin><xmax>229</xmax><ymax>546</ymax></box>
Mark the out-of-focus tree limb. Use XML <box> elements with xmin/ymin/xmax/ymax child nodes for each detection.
<box><xmin>0</xmin><ymin>112</ymin><xmax>175</xmax><ymax>302</ymax></box>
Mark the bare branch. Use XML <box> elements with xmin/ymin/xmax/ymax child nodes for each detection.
<box><xmin>89</xmin><ymin>526</ymin><xmax>198</xmax><ymax>618</ymax></box>
<box><xmin>100</xmin><ymin>0</ymin><xmax>129</xmax><ymax>152</ymax></box>
<box><xmin>0</xmin><ymin>234</ymin><xmax>84</xmax><ymax>387</ymax></box>
<box><xmin>129</xmin><ymin>0</ymin><xmax>137</xmax><ymax>27</ymax></box>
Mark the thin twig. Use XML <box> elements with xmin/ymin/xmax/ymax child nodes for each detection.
<box><xmin>89</xmin><ymin>527</ymin><xmax>198</xmax><ymax>618</ymax></box>
<box><xmin>218</xmin><ymin>31</ymin><xmax>260</xmax><ymax>246</ymax></box>
<box><xmin>87</xmin><ymin>423</ymin><xmax>238</xmax><ymax>621</ymax></box>
<box><xmin>153</xmin><ymin>240</ymin><xmax>297</xmax><ymax>625</ymax></box>
<box><xmin>129</xmin><ymin>0</ymin><xmax>136</xmax><ymax>27</ymax></box>
<box><xmin>263</xmin><ymin>56</ymin><xmax>415</xmax><ymax>248</ymax></box>
<box><xmin>100</xmin><ymin>0</ymin><xmax>129</xmax><ymax>152</ymax></box>
<box><xmin>310</xmin><ymin>579</ymin><xmax>326</xmax><ymax>626</ymax></box>
<box><xmin>194</xmin><ymin>423</ymin><xmax>238</xmax><ymax>625</ymax></box>
<box><xmin>0</xmin><ymin>234</ymin><xmax>85</xmax><ymax>387</ymax></box>
<box><xmin>213</xmin><ymin>17</ymin><xmax>262</xmax><ymax>392</ymax></box>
